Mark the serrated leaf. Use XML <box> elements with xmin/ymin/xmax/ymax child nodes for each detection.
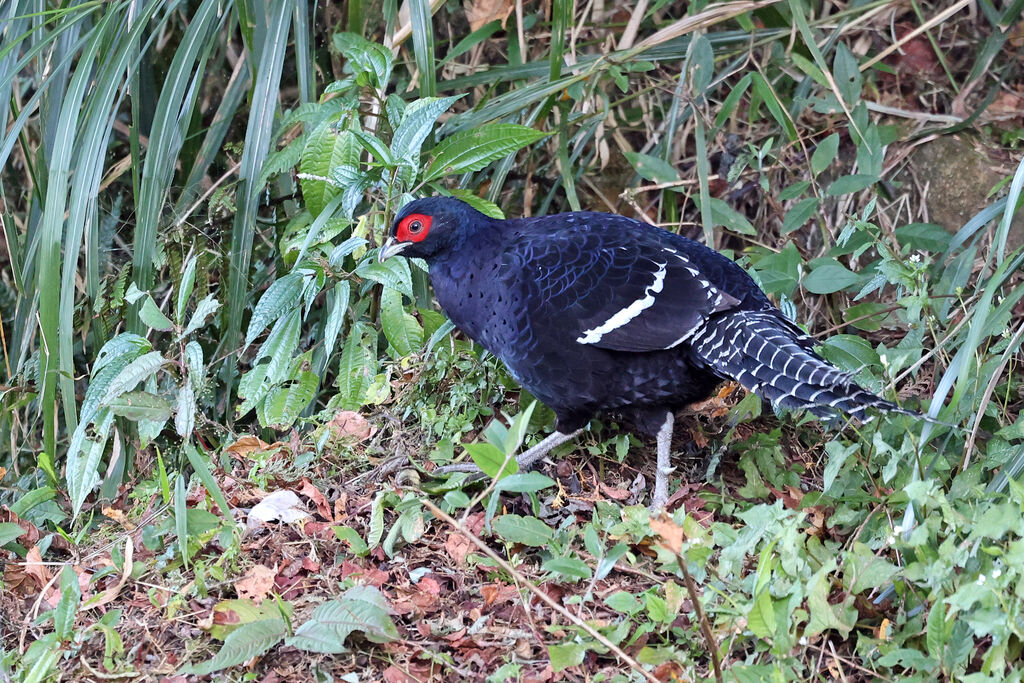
<box><xmin>351</xmin><ymin>130</ymin><xmax>394</xmax><ymax>165</ymax></box>
<box><xmin>333</xmin><ymin>33</ymin><xmax>393</xmax><ymax>89</ymax></box>
<box><xmin>322</xmin><ymin>281</ymin><xmax>350</xmax><ymax>365</ymax></box>
<box><xmin>356</xmin><ymin>258</ymin><xmax>413</xmax><ymax>296</ymax></box>
<box><xmin>179</xmin><ymin>294</ymin><xmax>220</xmax><ymax>340</ymax></box>
<box><xmin>492</xmin><ymin>514</ymin><xmax>553</xmax><ymax>546</ymax></box>
<box><xmin>380</xmin><ymin>287</ymin><xmax>422</xmax><ymax>357</ymax></box>
<box><xmin>180</xmin><ymin>618</ymin><xmax>288</xmax><ymax>675</ymax></box>
<box><xmin>139</xmin><ymin>295</ymin><xmax>174</xmax><ymax>331</ymax></box>
<box><xmin>108</xmin><ymin>391</ymin><xmax>173</xmax><ymax>422</ymax></box>
<box><xmin>245</xmin><ymin>273</ymin><xmax>304</xmax><ymax>349</ymax></box>
<box><xmin>390</xmin><ymin>95</ymin><xmax>462</xmax><ymax>164</ymax></box>
<box><xmin>329</xmin><ymin>237</ymin><xmax>368</xmax><ymax>267</ymax></box>
<box><xmin>337</xmin><ymin>325</ymin><xmax>376</xmax><ymax>410</ymax></box>
<box><xmin>101</xmin><ymin>352</ymin><xmax>169</xmax><ymax>404</ymax></box>
<box><xmin>300</xmin><ymin>119</ymin><xmax>359</xmax><ymax>218</ymax></box>
<box><xmin>54</xmin><ymin>565</ymin><xmax>81</xmax><ymax>641</ymax></box>
<box><xmin>94</xmin><ymin>334</ymin><xmax>152</xmax><ymax>373</ymax></box>
<box><xmin>175</xmin><ymin>381</ymin><xmax>196</xmax><ymax>437</ymax></box>
<box><xmin>803</xmin><ymin>261</ymin><xmax>860</xmax><ymax>294</ymax></box>
<box><xmin>176</xmin><ymin>255</ymin><xmax>198</xmax><ymax>325</ymax></box>
<box><xmin>424</xmin><ymin>124</ymin><xmax>549</xmax><ymax>182</ymax></box>
<box><xmin>260</xmin><ymin>371</ymin><xmax>318</xmax><ymax>429</ymax></box>
<box><xmin>286</xmin><ymin>586</ymin><xmax>398</xmax><ymax>653</ymax></box>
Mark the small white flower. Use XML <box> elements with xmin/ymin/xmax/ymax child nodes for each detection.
<box><xmin>799</xmin><ymin>637</ymin><xmax>808</xmax><ymax>646</ymax></box>
<box><xmin>886</xmin><ymin>535</ymin><xmax>895</xmax><ymax>545</ymax></box>
<box><xmin>892</xmin><ymin>525</ymin><xmax>903</xmax><ymax>534</ymax></box>
<box><xmin>977</xmin><ymin>574</ymin><xmax>987</xmax><ymax>585</ymax></box>
<box><xmin>992</xmin><ymin>569</ymin><xmax>1002</xmax><ymax>579</ymax></box>
<box><xmin>910</xmin><ymin>253</ymin><xmax>921</xmax><ymax>263</ymax></box>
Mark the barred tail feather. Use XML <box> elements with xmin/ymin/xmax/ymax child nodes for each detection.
<box><xmin>692</xmin><ymin>311</ymin><xmax>919</xmax><ymax>421</ymax></box>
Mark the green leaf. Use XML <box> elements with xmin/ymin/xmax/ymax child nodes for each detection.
<box><xmin>491</xmin><ymin>514</ymin><xmax>553</xmax><ymax>546</ymax></box>
<box><xmin>260</xmin><ymin>371</ymin><xmax>318</xmax><ymax>429</ymax></box>
<box><xmin>464</xmin><ymin>442</ymin><xmax>517</xmax><ymax>479</ymax></box>
<box><xmin>707</xmin><ymin>197</ymin><xmax>755</xmax><ymax>235</ymax></box>
<box><xmin>818</xmin><ymin>334</ymin><xmax>881</xmax><ymax>372</ymax></box>
<box><xmin>333</xmin><ymin>33</ymin><xmax>393</xmax><ymax>89</ymax></box>
<box><xmin>822</xmin><ymin>440</ymin><xmax>858</xmax><ymax>494</ymax></box>
<box><xmin>753</xmin><ymin>242</ymin><xmax>802</xmax><ymax>296</ymax></box>
<box><xmin>176</xmin><ymin>254</ymin><xmax>198</xmax><ymax>325</ymax></box>
<box><xmin>300</xmin><ymin>119</ymin><xmax>359</xmax><ymax>218</ymax></box>
<box><xmin>356</xmin><ymin>258</ymin><xmax>413</xmax><ymax>297</ymax></box>
<box><xmin>826</xmin><ymin>174</ymin><xmax>877</xmax><ymax>196</ymax></box>
<box><xmin>390</xmin><ymin>95</ymin><xmax>462</xmax><ymax>163</ymax></box>
<box><xmin>174</xmin><ymin>381</ymin><xmax>196</xmax><ymax>436</ymax></box>
<box><xmin>139</xmin><ymin>295</ymin><xmax>174</xmax><ymax>331</ymax></box>
<box><xmin>380</xmin><ymin>287</ymin><xmax>423</xmax><ymax>357</ymax></box>
<box><xmin>286</xmin><ymin>586</ymin><xmax>398</xmax><ymax>653</ymax></box>
<box><xmin>54</xmin><ymin>565</ymin><xmax>82</xmax><ymax>641</ymax></box>
<box><xmin>896</xmin><ymin>223</ymin><xmax>952</xmax><ymax>252</ymax></box>
<box><xmin>833</xmin><ymin>43</ymin><xmax>862</xmax><ymax>105</ymax></box>
<box><xmin>0</xmin><ymin>523</ymin><xmax>25</xmax><ymax>547</ymax></box>
<box><xmin>543</xmin><ymin>556</ymin><xmax>593</xmax><ymax>580</ymax></box>
<box><xmin>179</xmin><ymin>294</ymin><xmax>220</xmax><ymax>340</ymax></box>
<box><xmin>101</xmin><ymin>352</ymin><xmax>168</xmax><ymax>404</ymax></box>
<box><xmin>846</xmin><ymin>542</ymin><xmax>900</xmax><ymax>593</ymax></box>
<box><xmin>337</xmin><ymin>324</ymin><xmax>377</xmax><ymax>410</ymax></box>
<box><xmin>747</xmin><ymin>590</ymin><xmax>777</xmax><ymax>639</ymax></box>
<box><xmin>548</xmin><ymin>642</ymin><xmax>587</xmax><ymax>672</ymax></box>
<box><xmin>811</xmin><ymin>133</ymin><xmax>840</xmax><ymax>176</ymax></box>
<box><xmin>180</xmin><ymin>618</ymin><xmax>288</xmax><ymax>675</ymax></box>
<box><xmin>782</xmin><ymin>196</ymin><xmax>819</xmax><ymax>234</ymax></box>
<box><xmin>246</xmin><ymin>273</ymin><xmax>304</xmax><ymax>349</ymax></box>
<box><xmin>332</xmin><ymin>525</ymin><xmax>370</xmax><ymax>556</ymax></box>
<box><xmin>424</xmin><ymin>124</ymin><xmax>549</xmax><ymax>182</ymax></box>
<box><xmin>107</xmin><ymin>391</ymin><xmax>173</xmax><ymax>422</ymax></box>
<box><xmin>624</xmin><ymin>152</ymin><xmax>681</xmax><ymax>185</ymax></box>
<box><xmin>803</xmin><ymin>261</ymin><xmax>860</xmax><ymax>294</ymax></box>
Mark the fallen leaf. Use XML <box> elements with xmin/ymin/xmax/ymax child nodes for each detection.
<box><xmin>650</xmin><ymin>513</ymin><xmax>684</xmax><ymax>554</ymax></box>
<box><xmin>298</xmin><ymin>478</ymin><xmax>333</xmax><ymax>521</ymax></box>
<box><xmin>234</xmin><ymin>564</ymin><xmax>276</xmax><ymax>603</ymax></box>
<box><xmin>247</xmin><ymin>490</ymin><xmax>311</xmax><ymax>528</ymax></box>
<box><xmin>225</xmin><ymin>436</ymin><xmax>279</xmax><ymax>460</ymax></box>
<box><xmin>382</xmin><ymin>665</ymin><xmax>419</xmax><ymax>683</ymax></box>
<box><xmin>445</xmin><ymin>532</ymin><xmax>473</xmax><ymax>565</ymax></box>
<box><xmin>464</xmin><ymin>0</ymin><xmax>514</xmax><ymax>32</ymax></box>
<box><xmin>326</xmin><ymin>410</ymin><xmax>373</xmax><ymax>444</ymax></box>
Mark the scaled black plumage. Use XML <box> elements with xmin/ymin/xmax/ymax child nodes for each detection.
<box><xmin>379</xmin><ymin>196</ymin><xmax>916</xmax><ymax>507</ymax></box>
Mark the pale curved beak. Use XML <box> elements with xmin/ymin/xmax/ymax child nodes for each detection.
<box><xmin>378</xmin><ymin>237</ymin><xmax>410</xmax><ymax>262</ymax></box>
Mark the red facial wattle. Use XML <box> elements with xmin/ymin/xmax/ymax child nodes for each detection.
<box><xmin>396</xmin><ymin>213</ymin><xmax>432</xmax><ymax>243</ymax></box>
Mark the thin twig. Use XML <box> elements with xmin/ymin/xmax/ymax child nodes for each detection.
<box><xmin>419</xmin><ymin>498</ymin><xmax>665</xmax><ymax>683</ymax></box>
<box><xmin>860</xmin><ymin>0</ymin><xmax>972</xmax><ymax>71</ymax></box>
<box><xmin>678</xmin><ymin>552</ymin><xmax>723</xmax><ymax>683</ymax></box>
<box><xmin>962</xmin><ymin>319</ymin><xmax>1024</xmax><ymax>469</ymax></box>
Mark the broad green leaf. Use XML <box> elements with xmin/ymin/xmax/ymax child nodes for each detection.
<box><xmin>101</xmin><ymin>352</ymin><xmax>168</xmax><ymax>404</ymax></box>
<box><xmin>896</xmin><ymin>223</ymin><xmax>952</xmax><ymax>252</ymax></box>
<box><xmin>492</xmin><ymin>514</ymin><xmax>553</xmax><ymax>546</ymax></box>
<box><xmin>826</xmin><ymin>174</ymin><xmax>877</xmax><ymax>196</ymax></box>
<box><xmin>543</xmin><ymin>556</ymin><xmax>592</xmax><ymax>580</ymax></box>
<box><xmin>782</xmin><ymin>197</ymin><xmax>819</xmax><ymax>234</ymax></box>
<box><xmin>707</xmin><ymin>197</ymin><xmax>755</xmax><ymax>235</ymax></box>
<box><xmin>822</xmin><ymin>440</ymin><xmax>858</xmax><ymax>494</ymax></box>
<box><xmin>54</xmin><ymin>565</ymin><xmax>81</xmax><ymax>641</ymax></box>
<box><xmin>179</xmin><ymin>294</ymin><xmax>220</xmax><ymax>340</ymax></box>
<box><xmin>747</xmin><ymin>590</ymin><xmax>777</xmax><ymax>639</ymax></box>
<box><xmin>94</xmin><ymin>334</ymin><xmax>151</xmax><ymax>372</ymax></box>
<box><xmin>181</xmin><ymin>619</ymin><xmax>288</xmax><ymax>675</ymax></box>
<box><xmin>810</xmin><ymin>133</ymin><xmax>839</xmax><ymax>176</ymax></box>
<box><xmin>139</xmin><ymin>295</ymin><xmax>173</xmax><ymax>331</ymax></box>
<box><xmin>176</xmin><ymin>254</ymin><xmax>198</xmax><ymax>325</ymax></box>
<box><xmin>286</xmin><ymin>586</ymin><xmax>398</xmax><ymax>653</ymax></box>
<box><xmin>333</xmin><ymin>33</ymin><xmax>393</xmax><ymax>89</ymax></box>
<box><xmin>380</xmin><ymin>287</ymin><xmax>423</xmax><ymax>357</ymax></box>
<box><xmin>107</xmin><ymin>391</ymin><xmax>173</xmax><ymax>422</ymax></box>
<box><xmin>356</xmin><ymin>258</ymin><xmax>413</xmax><ymax>297</ymax></box>
<box><xmin>245</xmin><ymin>273</ymin><xmax>304</xmax><ymax>349</ymax></box>
<box><xmin>260</xmin><ymin>371</ymin><xmax>318</xmax><ymax>429</ymax></box>
<box><xmin>424</xmin><ymin>124</ymin><xmax>548</xmax><ymax>182</ymax></box>
<box><xmin>833</xmin><ymin>43</ymin><xmax>862</xmax><ymax>105</ymax></box>
<box><xmin>337</xmin><ymin>324</ymin><xmax>376</xmax><ymax>410</ymax></box>
<box><xmin>802</xmin><ymin>261</ymin><xmax>860</xmax><ymax>294</ymax></box>
<box><xmin>847</xmin><ymin>542</ymin><xmax>900</xmax><ymax>593</ymax></box>
<box><xmin>624</xmin><ymin>151</ymin><xmax>681</xmax><ymax>185</ymax></box>
<box><xmin>390</xmin><ymin>95</ymin><xmax>462</xmax><ymax>163</ymax></box>
<box><xmin>175</xmin><ymin>382</ymin><xmax>196</xmax><ymax>437</ymax></box>
<box><xmin>818</xmin><ymin>334</ymin><xmax>881</xmax><ymax>372</ymax></box>
<box><xmin>300</xmin><ymin>119</ymin><xmax>358</xmax><ymax>218</ymax></box>
<box><xmin>322</xmin><ymin>281</ymin><xmax>350</xmax><ymax>365</ymax></box>
<box><xmin>0</xmin><ymin>523</ymin><xmax>24</xmax><ymax>547</ymax></box>
<box><xmin>548</xmin><ymin>643</ymin><xmax>587</xmax><ymax>672</ymax></box>
<box><xmin>464</xmin><ymin>442</ymin><xmax>517</xmax><ymax>479</ymax></box>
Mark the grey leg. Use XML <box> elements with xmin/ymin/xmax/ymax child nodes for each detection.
<box><xmin>651</xmin><ymin>411</ymin><xmax>674</xmax><ymax>510</ymax></box>
<box><xmin>434</xmin><ymin>429</ymin><xmax>582</xmax><ymax>475</ymax></box>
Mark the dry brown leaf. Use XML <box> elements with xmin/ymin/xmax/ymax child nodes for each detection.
<box><xmin>464</xmin><ymin>0</ymin><xmax>514</xmax><ymax>32</ymax></box>
<box><xmin>87</xmin><ymin>537</ymin><xmax>133</xmax><ymax>610</ymax></box>
<box><xmin>234</xmin><ymin>564</ymin><xmax>276</xmax><ymax>603</ymax></box>
<box><xmin>444</xmin><ymin>532</ymin><xmax>473</xmax><ymax>565</ymax></box>
<box><xmin>649</xmin><ymin>513</ymin><xmax>684</xmax><ymax>555</ymax></box>
<box><xmin>326</xmin><ymin>410</ymin><xmax>373</xmax><ymax>444</ymax></box>
<box><xmin>224</xmin><ymin>436</ymin><xmax>279</xmax><ymax>460</ymax></box>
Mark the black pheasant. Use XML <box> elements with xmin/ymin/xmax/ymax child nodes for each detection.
<box><xmin>379</xmin><ymin>196</ymin><xmax>916</xmax><ymax>507</ymax></box>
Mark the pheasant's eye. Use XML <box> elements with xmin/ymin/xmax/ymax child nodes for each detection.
<box><xmin>397</xmin><ymin>213</ymin><xmax>432</xmax><ymax>243</ymax></box>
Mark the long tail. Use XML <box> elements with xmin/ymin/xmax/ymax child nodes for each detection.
<box><xmin>691</xmin><ymin>310</ymin><xmax>918</xmax><ymax>421</ymax></box>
